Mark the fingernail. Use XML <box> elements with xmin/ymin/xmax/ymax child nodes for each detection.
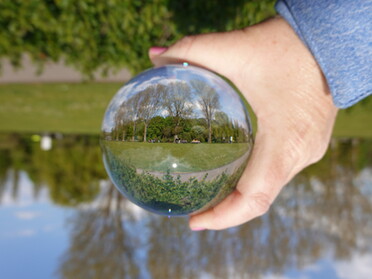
<box><xmin>149</xmin><ymin>47</ymin><xmax>168</xmax><ymax>56</ymax></box>
<box><xmin>191</xmin><ymin>227</ymin><xmax>206</xmax><ymax>231</ymax></box>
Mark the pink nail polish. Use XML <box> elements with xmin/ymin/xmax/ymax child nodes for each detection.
<box><xmin>149</xmin><ymin>47</ymin><xmax>168</xmax><ymax>56</ymax></box>
<box><xmin>191</xmin><ymin>227</ymin><xmax>206</xmax><ymax>231</ymax></box>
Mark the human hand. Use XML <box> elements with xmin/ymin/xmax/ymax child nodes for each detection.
<box><xmin>149</xmin><ymin>17</ymin><xmax>338</xmax><ymax>230</ymax></box>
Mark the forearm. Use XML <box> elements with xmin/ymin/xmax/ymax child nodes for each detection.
<box><xmin>276</xmin><ymin>0</ymin><xmax>372</xmax><ymax>108</ymax></box>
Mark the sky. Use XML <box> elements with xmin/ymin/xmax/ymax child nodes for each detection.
<box><xmin>102</xmin><ymin>64</ymin><xmax>251</xmax><ymax>133</ymax></box>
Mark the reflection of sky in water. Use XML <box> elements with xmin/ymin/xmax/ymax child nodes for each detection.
<box><xmin>102</xmin><ymin>64</ymin><xmax>250</xmax><ymax>132</ymax></box>
<box><xmin>0</xmin><ymin>171</ymin><xmax>71</xmax><ymax>279</ymax></box>
<box><xmin>263</xmin><ymin>253</ymin><xmax>372</xmax><ymax>279</ymax></box>
<box><xmin>0</xmin><ymin>168</ymin><xmax>371</xmax><ymax>278</ymax></box>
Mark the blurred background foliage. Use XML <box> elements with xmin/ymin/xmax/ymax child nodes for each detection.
<box><xmin>0</xmin><ymin>133</ymin><xmax>105</xmax><ymax>206</ymax></box>
<box><xmin>0</xmin><ymin>0</ymin><xmax>276</xmax><ymax>77</ymax></box>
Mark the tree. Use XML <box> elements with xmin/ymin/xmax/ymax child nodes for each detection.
<box><xmin>191</xmin><ymin>125</ymin><xmax>206</xmax><ymax>141</ymax></box>
<box><xmin>138</xmin><ymin>84</ymin><xmax>166</xmax><ymax>142</ymax></box>
<box><xmin>118</xmin><ymin>94</ymin><xmax>143</xmax><ymax>141</ymax></box>
<box><xmin>114</xmin><ymin>104</ymin><xmax>132</xmax><ymax>141</ymax></box>
<box><xmin>214</xmin><ymin>111</ymin><xmax>233</xmax><ymax>142</ymax></box>
<box><xmin>0</xmin><ymin>1</ymin><xmax>276</xmax><ymax>77</ymax></box>
<box><xmin>191</xmin><ymin>80</ymin><xmax>221</xmax><ymax>143</ymax></box>
<box><xmin>162</xmin><ymin>81</ymin><xmax>193</xmax><ymax>141</ymax></box>
<box><xmin>147</xmin><ymin>116</ymin><xmax>166</xmax><ymax>140</ymax></box>
<box><xmin>58</xmin><ymin>185</ymin><xmax>140</xmax><ymax>279</ymax></box>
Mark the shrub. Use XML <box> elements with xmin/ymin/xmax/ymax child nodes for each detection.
<box><xmin>0</xmin><ymin>0</ymin><xmax>275</xmax><ymax>77</ymax></box>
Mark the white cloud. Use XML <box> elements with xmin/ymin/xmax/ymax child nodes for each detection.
<box><xmin>355</xmin><ymin>167</ymin><xmax>372</xmax><ymax>198</ymax></box>
<box><xmin>102</xmin><ymin>76</ymin><xmax>182</xmax><ymax>132</ymax></box>
<box><xmin>334</xmin><ymin>253</ymin><xmax>372</xmax><ymax>279</ymax></box>
<box><xmin>262</xmin><ymin>275</ymin><xmax>288</xmax><ymax>279</ymax></box>
<box><xmin>78</xmin><ymin>180</ymin><xmax>149</xmax><ymax>221</ymax></box>
<box><xmin>42</xmin><ymin>224</ymin><xmax>58</xmax><ymax>232</ymax></box>
<box><xmin>124</xmin><ymin>201</ymin><xmax>148</xmax><ymax>220</ymax></box>
<box><xmin>14</xmin><ymin>210</ymin><xmax>40</xmax><ymax>220</ymax></box>
<box><xmin>17</xmin><ymin>229</ymin><xmax>36</xmax><ymax>237</ymax></box>
<box><xmin>102</xmin><ymin>81</ymin><xmax>139</xmax><ymax>132</ymax></box>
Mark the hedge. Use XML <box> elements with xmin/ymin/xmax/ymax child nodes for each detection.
<box><xmin>0</xmin><ymin>0</ymin><xmax>276</xmax><ymax>77</ymax></box>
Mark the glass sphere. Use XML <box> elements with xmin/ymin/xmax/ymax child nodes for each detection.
<box><xmin>101</xmin><ymin>64</ymin><xmax>253</xmax><ymax>216</ymax></box>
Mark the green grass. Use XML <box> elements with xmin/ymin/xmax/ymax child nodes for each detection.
<box><xmin>0</xmin><ymin>82</ymin><xmax>122</xmax><ymax>134</ymax></box>
<box><xmin>0</xmin><ymin>82</ymin><xmax>371</xmax><ymax>137</ymax></box>
<box><xmin>103</xmin><ymin>141</ymin><xmax>250</xmax><ymax>172</ymax></box>
<box><xmin>333</xmin><ymin>100</ymin><xmax>372</xmax><ymax>138</ymax></box>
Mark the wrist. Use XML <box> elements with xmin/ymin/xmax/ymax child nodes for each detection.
<box><xmin>241</xmin><ymin>17</ymin><xmax>335</xmax><ymax>112</ymax></box>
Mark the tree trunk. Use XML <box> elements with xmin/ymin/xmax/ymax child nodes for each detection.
<box><xmin>208</xmin><ymin>120</ymin><xmax>212</xmax><ymax>143</ymax></box>
<box><xmin>132</xmin><ymin>122</ymin><xmax>136</xmax><ymax>141</ymax></box>
<box><xmin>143</xmin><ymin>123</ymin><xmax>147</xmax><ymax>142</ymax></box>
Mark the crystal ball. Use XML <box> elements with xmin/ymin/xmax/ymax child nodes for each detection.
<box><xmin>101</xmin><ymin>64</ymin><xmax>253</xmax><ymax>216</ymax></box>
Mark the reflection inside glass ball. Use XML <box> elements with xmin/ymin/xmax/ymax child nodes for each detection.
<box><xmin>101</xmin><ymin>64</ymin><xmax>253</xmax><ymax>216</ymax></box>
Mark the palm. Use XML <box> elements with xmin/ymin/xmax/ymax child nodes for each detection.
<box><xmin>150</xmin><ymin>17</ymin><xmax>338</xmax><ymax>230</ymax></box>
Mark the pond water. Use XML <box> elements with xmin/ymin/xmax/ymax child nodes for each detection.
<box><xmin>0</xmin><ymin>133</ymin><xmax>371</xmax><ymax>279</ymax></box>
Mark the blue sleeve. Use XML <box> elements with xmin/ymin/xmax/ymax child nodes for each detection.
<box><xmin>275</xmin><ymin>0</ymin><xmax>372</xmax><ymax>108</ymax></box>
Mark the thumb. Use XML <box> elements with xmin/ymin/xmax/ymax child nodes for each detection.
<box><xmin>189</xmin><ymin>130</ymin><xmax>304</xmax><ymax>230</ymax></box>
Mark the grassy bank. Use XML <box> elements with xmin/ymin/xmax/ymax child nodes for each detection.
<box><xmin>0</xmin><ymin>82</ymin><xmax>122</xmax><ymax>134</ymax></box>
<box><xmin>0</xmin><ymin>82</ymin><xmax>370</xmax><ymax>137</ymax></box>
<box><xmin>333</xmin><ymin>100</ymin><xmax>372</xmax><ymax>138</ymax></box>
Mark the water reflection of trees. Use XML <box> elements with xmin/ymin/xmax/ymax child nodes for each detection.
<box><xmin>1</xmin><ymin>134</ymin><xmax>371</xmax><ymax>278</ymax></box>
<box><xmin>106</xmin><ymin>80</ymin><xmax>250</xmax><ymax>143</ymax></box>
<box><xmin>58</xmin><ymin>184</ymin><xmax>141</xmax><ymax>279</ymax></box>
<box><xmin>288</xmin><ymin>138</ymin><xmax>372</xmax><ymax>261</ymax></box>
<box><xmin>61</xmin><ymin>138</ymin><xmax>371</xmax><ymax>278</ymax></box>
<box><xmin>0</xmin><ymin>133</ymin><xmax>106</xmax><ymax>206</ymax></box>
